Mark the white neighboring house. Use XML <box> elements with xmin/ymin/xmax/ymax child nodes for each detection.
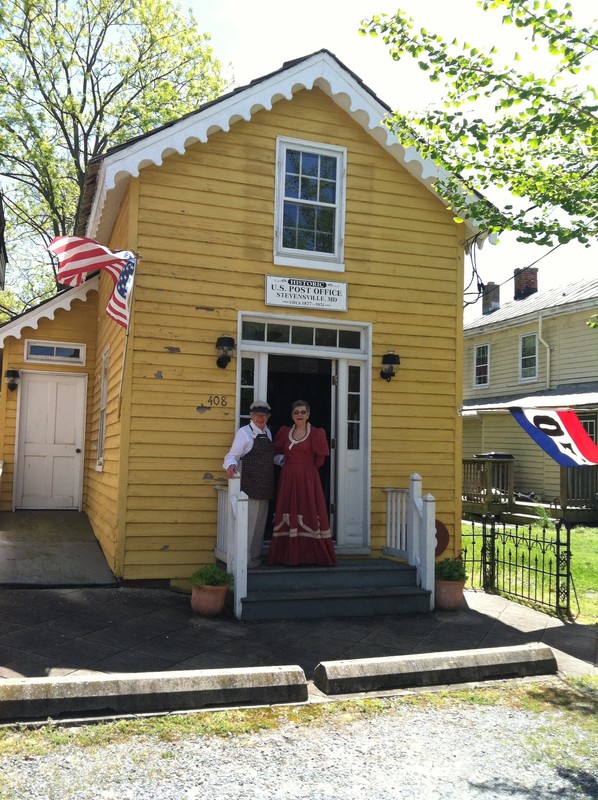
<box><xmin>462</xmin><ymin>268</ymin><xmax>598</xmax><ymax>522</ymax></box>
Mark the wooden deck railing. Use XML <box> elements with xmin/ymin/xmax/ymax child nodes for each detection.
<box><xmin>462</xmin><ymin>457</ymin><xmax>514</xmax><ymax>508</ymax></box>
<box><xmin>463</xmin><ymin>459</ymin><xmax>598</xmax><ymax>521</ymax></box>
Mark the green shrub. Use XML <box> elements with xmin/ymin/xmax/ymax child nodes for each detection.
<box><xmin>435</xmin><ymin>555</ymin><xmax>468</xmax><ymax>582</ymax></box>
<box><xmin>189</xmin><ymin>564</ymin><xmax>233</xmax><ymax>587</ymax></box>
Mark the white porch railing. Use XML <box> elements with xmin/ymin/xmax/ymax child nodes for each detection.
<box><xmin>382</xmin><ymin>473</ymin><xmax>436</xmax><ymax>609</ymax></box>
<box><xmin>216</xmin><ymin>471</ymin><xmax>436</xmax><ymax>618</ymax></box>
<box><xmin>215</xmin><ymin>476</ymin><xmax>248</xmax><ymax>619</ymax></box>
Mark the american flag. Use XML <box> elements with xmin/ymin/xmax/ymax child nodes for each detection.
<box><xmin>48</xmin><ymin>236</ymin><xmax>131</xmax><ymax>287</ymax></box>
<box><xmin>106</xmin><ymin>255</ymin><xmax>136</xmax><ymax>330</ymax></box>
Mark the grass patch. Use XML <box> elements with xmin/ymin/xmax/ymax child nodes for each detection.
<box><xmin>0</xmin><ymin>680</ymin><xmax>595</xmax><ymax>759</ymax></box>
<box><xmin>462</xmin><ymin>521</ymin><xmax>598</xmax><ymax>625</ymax></box>
<box><xmin>568</xmin><ymin>526</ymin><xmax>598</xmax><ymax>625</ymax></box>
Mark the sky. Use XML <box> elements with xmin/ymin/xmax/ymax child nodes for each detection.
<box><xmin>186</xmin><ymin>0</ymin><xmax>596</xmax><ymax>318</ymax></box>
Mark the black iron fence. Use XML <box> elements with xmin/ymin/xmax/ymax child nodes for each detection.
<box><xmin>462</xmin><ymin>516</ymin><xmax>573</xmax><ymax>616</ymax></box>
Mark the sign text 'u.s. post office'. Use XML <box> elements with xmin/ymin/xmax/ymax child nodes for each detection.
<box><xmin>265</xmin><ymin>276</ymin><xmax>348</xmax><ymax>311</ymax></box>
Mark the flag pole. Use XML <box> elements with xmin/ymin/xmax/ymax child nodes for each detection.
<box><xmin>118</xmin><ymin>253</ymin><xmax>139</xmax><ymax>415</ymax></box>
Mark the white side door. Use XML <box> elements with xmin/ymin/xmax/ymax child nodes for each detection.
<box><xmin>15</xmin><ymin>373</ymin><xmax>87</xmax><ymax>509</ymax></box>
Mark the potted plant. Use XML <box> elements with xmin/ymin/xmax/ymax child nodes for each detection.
<box><xmin>434</xmin><ymin>554</ymin><xmax>468</xmax><ymax>611</ymax></box>
<box><xmin>189</xmin><ymin>564</ymin><xmax>233</xmax><ymax>616</ymax></box>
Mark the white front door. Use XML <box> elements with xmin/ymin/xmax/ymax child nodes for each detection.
<box><xmin>15</xmin><ymin>373</ymin><xmax>87</xmax><ymax>509</ymax></box>
<box><xmin>239</xmin><ymin>346</ymin><xmax>370</xmax><ymax>553</ymax></box>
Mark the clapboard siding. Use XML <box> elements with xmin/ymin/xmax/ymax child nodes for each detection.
<box><xmin>97</xmin><ymin>86</ymin><xmax>464</xmax><ymax>578</ymax></box>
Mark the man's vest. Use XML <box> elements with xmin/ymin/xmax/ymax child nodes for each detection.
<box><xmin>240</xmin><ymin>432</ymin><xmax>274</xmax><ymax>499</ymax></box>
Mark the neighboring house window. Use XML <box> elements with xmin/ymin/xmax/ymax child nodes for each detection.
<box><xmin>274</xmin><ymin>137</ymin><xmax>346</xmax><ymax>272</ymax></box>
<box><xmin>25</xmin><ymin>339</ymin><xmax>86</xmax><ymax>366</ymax></box>
<box><xmin>474</xmin><ymin>344</ymin><xmax>489</xmax><ymax>387</ymax></box>
<box><xmin>96</xmin><ymin>348</ymin><xmax>109</xmax><ymax>469</ymax></box>
<box><xmin>577</xmin><ymin>413</ymin><xmax>597</xmax><ymax>442</ymax></box>
<box><xmin>520</xmin><ymin>333</ymin><xmax>538</xmax><ymax>382</ymax></box>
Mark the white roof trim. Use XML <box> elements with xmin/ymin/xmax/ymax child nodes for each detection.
<box><xmin>0</xmin><ymin>277</ymin><xmax>99</xmax><ymax>347</ymax></box>
<box><xmin>86</xmin><ymin>51</ymin><xmax>483</xmax><ymax>243</ymax></box>
<box><xmin>464</xmin><ymin>391</ymin><xmax>598</xmax><ymax>413</ymax></box>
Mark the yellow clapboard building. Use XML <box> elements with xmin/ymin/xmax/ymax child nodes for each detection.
<box><xmin>0</xmin><ymin>52</ymin><xmax>482</xmax><ymax>612</ymax></box>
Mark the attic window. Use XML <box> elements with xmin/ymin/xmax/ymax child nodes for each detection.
<box><xmin>274</xmin><ymin>137</ymin><xmax>346</xmax><ymax>272</ymax></box>
<box><xmin>25</xmin><ymin>339</ymin><xmax>86</xmax><ymax>366</ymax></box>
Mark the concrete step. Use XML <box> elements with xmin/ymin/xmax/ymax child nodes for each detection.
<box><xmin>248</xmin><ymin>559</ymin><xmax>417</xmax><ymax>592</ymax></box>
<box><xmin>241</xmin><ymin>585</ymin><xmax>431</xmax><ymax>621</ymax></box>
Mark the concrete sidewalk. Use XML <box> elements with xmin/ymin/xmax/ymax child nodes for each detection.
<box><xmin>0</xmin><ymin>586</ymin><xmax>595</xmax><ymax>682</ymax></box>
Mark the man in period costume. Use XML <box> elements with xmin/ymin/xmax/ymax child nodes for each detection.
<box><xmin>223</xmin><ymin>401</ymin><xmax>275</xmax><ymax>568</ymax></box>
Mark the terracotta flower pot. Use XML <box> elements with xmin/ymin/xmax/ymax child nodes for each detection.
<box><xmin>434</xmin><ymin>580</ymin><xmax>465</xmax><ymax>611</ymax></box>
<box><xmin>190</xmin><ymin>584</ymin><xmax>229</xmax><ymax>616</ymax></box>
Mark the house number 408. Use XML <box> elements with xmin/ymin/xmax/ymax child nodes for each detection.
<box><xmin>208</xmin><ymin>395</ymin><xmax>228</xmax><ymax>406</ymax></box>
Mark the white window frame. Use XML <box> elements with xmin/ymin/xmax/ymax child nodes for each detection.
<box><xmin>24</xmin><ymin>339</ymin><xmax>86</xmax><ymax>366</ymax></box>
<box><xmin>96</xmin><ymin>347</ymin><xmax>110</xmax><ymax>470</ymax></box>
<box><xmin>274</xmin><ymin>136</ymin><xmax>346</xmax><ymax>272</ymax></box>
<box><xmin>520</xmin><ymin>333</ymin><xmax>538</xmax><ymax>383</ymax></box>
<box><xmin>577</xmin><ymin>413</ymin><xmax>597</xmax><ymax>442</ymax></box>
<box><xmin>474</xmin><ymin>343</ymin><xmax>490</xmax><ymax>387</ymax></box>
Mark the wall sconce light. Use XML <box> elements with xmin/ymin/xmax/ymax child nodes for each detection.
<box><xmin>4</xmin><ymin>369</ymin><xmax>20</xmax><ymax>392</ymax></box>
<box><xmin>380</xmin><ymin>351</ymin><xmax>400</xmax><ymax>382</ymax></box>
<box><xmin>215</xmin><ymin>336</ymin><xmax>235</xmax><ymax>369</ymax></box>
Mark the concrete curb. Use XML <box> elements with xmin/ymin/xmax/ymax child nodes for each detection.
<box><xmin>0</xmin><ymin>665</ymin><xmax>308</xmax><ymax>723</ymax></box>
<box><xmin>312</xmin><ymin>644</ymin><xmax>558</xmax><ymax>695</ymax></box>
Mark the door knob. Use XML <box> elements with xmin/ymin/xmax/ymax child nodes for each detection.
<box><xmin>76</xmin><ymin>448</ymin><xmax>81</xmax><ymax>453</ymax></box>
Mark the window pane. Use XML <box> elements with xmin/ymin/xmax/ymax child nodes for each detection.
<box><xmin>242</xmin><ymin>321</ymin><xmax>265</xmax><ymax>341</ymax></box>
<box><xmin>316</xmin><ymin>232</ymin><xmax>334</xmax><ymax>253</ymax></box>
<box><xmin>348</xmin><ymin>393</ymin><xmax>360</xmax><ymax>422</ymax></box>
<box><xmin>297</xmin><ymin>229</ymin><xmax>315</xmax><ymax>251</ymax></box>
<box><xmin>315</xmin><ymin>328</ymin><xmax>337</xmax><ymax>347</ymax></box>
<box><xmin>240</xmin><ymin>388</ymin><xmax>254</xmax><ymax>417</ymax></box>
<box><xmin>283</xmin><ymin>226</ymin><xmax>297</xmax><ymax>248</ymax></box>
<box><xmin>298</xmin><ymin>206</ymin><xmax>316</xmax><ymax>229</ymax></box>
<box><xmin>348</xmin><ymin>421</ymin><xmax>360</xmax><ymax>450</ymax></box>
<box><xmin>285</xmin><ymin>174</ymin><xmax>299</xmax><ymax>198</ymax></box>
<box><xmin>320</xmin><ymin>155</ymin><xmax>337</xmax><ymax>180</ymax></box>
<box><xmin>291</xmin><ymin>326</ymin><xmax>314</xmax><ymax>345</ymax></box>
<box><xmin>267</xmin><ymin>324</ymin><xmax>289</xmax><ymax>343</ymax></box>
<box><xmin>301</xmin><ymin>152</ymin><xmax>319</xmax><ymax>176</ymax></box>
<box><xmin>348</xmin><ymin>365</ymin><xmax>360</xmax><ymax>393</ymax></box>
<box><xmin>283</xmin><ymin>203</ymin><xmax>298</xmax><ymax>226</ymax></box>
<box><xmin>30</xmin><ymin>345</ymin><xmax>54</xmax><ymax>356</ymax></box>
<box><xmin>316</xmin><ymin>207</ymin><xmax>334</xmax><ymax>234</ymax></box>
<box><xmin>319</xmin><ymin>180</ymin><xmax>336</xmax><ymax>204</ymax></box>
<box><xmin>339</xmin><ymin>330</ymin><xmax>361</xmax><ymax>349</ymax></box>
<box><xmin>286</xmin><ymin>150</ymin><xmax>300</xmax><ymax>173</ymax></box>
<box><xmin>56</xmin><ymin>347</ymin><xmax>80</xmax><ymax>359</ymax></box>
<box><xmin>241</xmin><ymin>358</ymin><xmax>254</xmax><ymax>386</ymax></box>
<box><xmin>300</xmin><ymin>176</ymin><xmax>318</xmax><ymax>201</ymax></box>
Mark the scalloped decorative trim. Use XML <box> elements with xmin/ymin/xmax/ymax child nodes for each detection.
<box><xmin>86</xmin><ymin>51</ymin><xmax>481</xmax><ymax>243</ymax></box>
<box><xmin>0</xmin><ymin>277</ymin><xmax>99</xmax><ymax>347</ymax></box>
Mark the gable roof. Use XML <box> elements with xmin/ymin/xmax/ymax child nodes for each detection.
<box><xmin>464</xmin><ymin>276</ymin><xmax>598</xmax><ymax>334</ymax></box>
<box><xmin>78</xmin><ymin>49</ymin><xmax>484</xmax><ymax>245</ymax></box>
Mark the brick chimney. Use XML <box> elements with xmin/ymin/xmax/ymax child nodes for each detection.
<box><xmin>514</xmin><ymin>267</ymin><xmax>538</xmax><ymax>300</ymax></box>
<box><xmin>482</xmin><ymin>282</ymin><xmax>500</xmax><ymax>315</ymax></box>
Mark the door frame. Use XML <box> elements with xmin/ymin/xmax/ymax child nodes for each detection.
<box><xmin>236</xmin><ymin>312</ymin><xmax>372</xmax><ymax>553</ymax></box>
<box><xmin>13</xmin><ymin>370</ymin><xmax>87</xmax><ymax>511</ymax></box>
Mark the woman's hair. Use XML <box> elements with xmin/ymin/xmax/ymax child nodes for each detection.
<box><xmin>291</xmin><ymin>399</ymin><xmax>310</xmax><ymax>413</ymax></box>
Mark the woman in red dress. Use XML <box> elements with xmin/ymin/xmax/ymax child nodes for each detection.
<box><xmin>268</xmin><ymin>400</ymin><xmax>336</xmax><ymax>566</ymax></box>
